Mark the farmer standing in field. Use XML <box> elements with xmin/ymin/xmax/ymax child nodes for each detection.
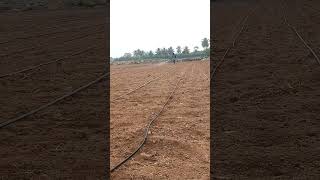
<box><xmin>172</xmin><ymin>52</ymin><xmax>176</xmax><ymax>64</ymax></box>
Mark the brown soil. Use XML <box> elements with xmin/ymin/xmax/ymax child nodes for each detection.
<box><xmin>212</xmin><ymin>0</ymin><xmax>320</xmax><ymax>179</ymax></box>
<box><xmin>0</xmin><ymin>7</ymin><xmax>107</xmax><ymax>178</ymax></box>
<box><xmin>110</xmin><ymin>60</ymin><xmax>210</xmax><ymax>179</ymax></box>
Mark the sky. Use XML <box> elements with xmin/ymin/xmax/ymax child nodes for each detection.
<box><xmin>110</xmin><ymin>0</ymin><xmax>210</xmax><ymax>58</ymax></box>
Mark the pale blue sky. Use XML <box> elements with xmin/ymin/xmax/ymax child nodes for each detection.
<box><xmin>111</xmin><ymin>0</ymin><xmax>210</xmax><ymax>58</ymax></box>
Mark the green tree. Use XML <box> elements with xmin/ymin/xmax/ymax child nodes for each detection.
<box><xmin>141</xmin><ymin>50</ymin><xmax>146</xmax><ymax>57</ymax></box>
<box><xmin>161</xmin><ymin>48</ymin><xmax>168</xmax><ymax>57</ymax></box>
<box><xmin>193</xmin><ymin>46</ymin><xmax>199</xmax><ymax>53</ymax></box>
<box><xmin>182</xmin><ymin>46</ymin><xmax>190</xmax><ymax>54</ymax></box>
<box><xmin>156</xmin><ymin>48</ymin><xmax>161</xmax><ymax>56</ymax></box>
<box><xmin>176</xmin><ymin>46</ymin><xmax>182</xmax><ymax>54</ymax></box>
<box><xmin>123</xmin><ymin>52</ymin><xmax>132</xmax><ymax>59</ymax></box>
<box><xmin>133</xmin><ymin>49</ymin><xmax>139</xmax><ymax>57</ymax></box>
<box><xmin>202</xmin><ymin>38</ymin><xmax>209</xmax><ymax>50</ymax></box>
<box><xmin>133</xmin><ymin>49</ymin><xmax>144</xmax><ymax>58</ymax></box>
<box><xmin>168</xmin><ymin>46</ymin><xmax>174</xmax><ymax>55</ymax></box>
<box><xmin>148</xmin><ymin>51</ymin><xmax>154</xmax><ymax>57</ymax></box>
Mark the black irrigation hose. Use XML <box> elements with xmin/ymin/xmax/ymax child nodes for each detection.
<box><xmin>111</xmin><ymin>66</ymin><xmax>175</xmax><ymax>102</ymax></box>
<box><xmin>110</xmin><ymin>73</ymin><xmax>185</xmax><ymax>173</ymax></box>
<box><xmin>211</xmin><ymin>4</ymin><xmax>258</xmax><ymax>79</ymax></box>
<box><xmin>0</xmin><ymin>46</ymin><xmax>97</xmax><ymax>78</ymax></box>
<box><xmin>304</xmin><ymin>3</ymin><xmax>320</xmax><ymax>14</ymax></box>
<box><xmin>0</xmin><ymin>23</ymin><xmax>104</xmax><ymax>45</ymax></box>
<box><xmin>0</xmin><ymin>28</ymin><xmax>105</xmax><ymax>58</ymax></box>
<box><xmin>281</xmin><ymin>0</ymin><xmax>320</xmax><ymax>65</ymax></box>
<box><xmin>0</xmin><ymin>73</ymin><xmax>108</xmax><ymax>129</ymax></box>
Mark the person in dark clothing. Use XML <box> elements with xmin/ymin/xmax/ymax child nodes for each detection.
<box><xmin>172</xmin><ymin>52</ymin><xmax>176</xmax><ymax>64</ymax></box>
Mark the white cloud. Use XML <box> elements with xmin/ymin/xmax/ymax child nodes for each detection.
<box><xmin>111</xmin><ymin>0</ymin><xmax>210</xmax><ymax>58</ymax></box>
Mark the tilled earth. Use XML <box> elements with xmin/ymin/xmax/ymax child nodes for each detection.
<box><xmin>212</xmin><ymin>0</ymin><xmax>320</xmax><ymax>178</ymax></box>
<box><xmin>110</xmin><ymin>60</ymin><xmax>210</xmax><ymax>179</ymax></box>
<box><xmin>0</xmin><ymin>7</ymin><xmax>107</xmax><ymax>178</ymax></box>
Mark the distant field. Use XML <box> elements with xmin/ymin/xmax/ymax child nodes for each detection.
<box><xmin>110</xmin><ymin>60</ymin><xmax>210</xmax><ymax>179</ymax></box>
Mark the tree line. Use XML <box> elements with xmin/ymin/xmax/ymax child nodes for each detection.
<box><xmin>114</xmin><ymin>38</ymin><xmax>210</xmax><ymax>62</ymax></box>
